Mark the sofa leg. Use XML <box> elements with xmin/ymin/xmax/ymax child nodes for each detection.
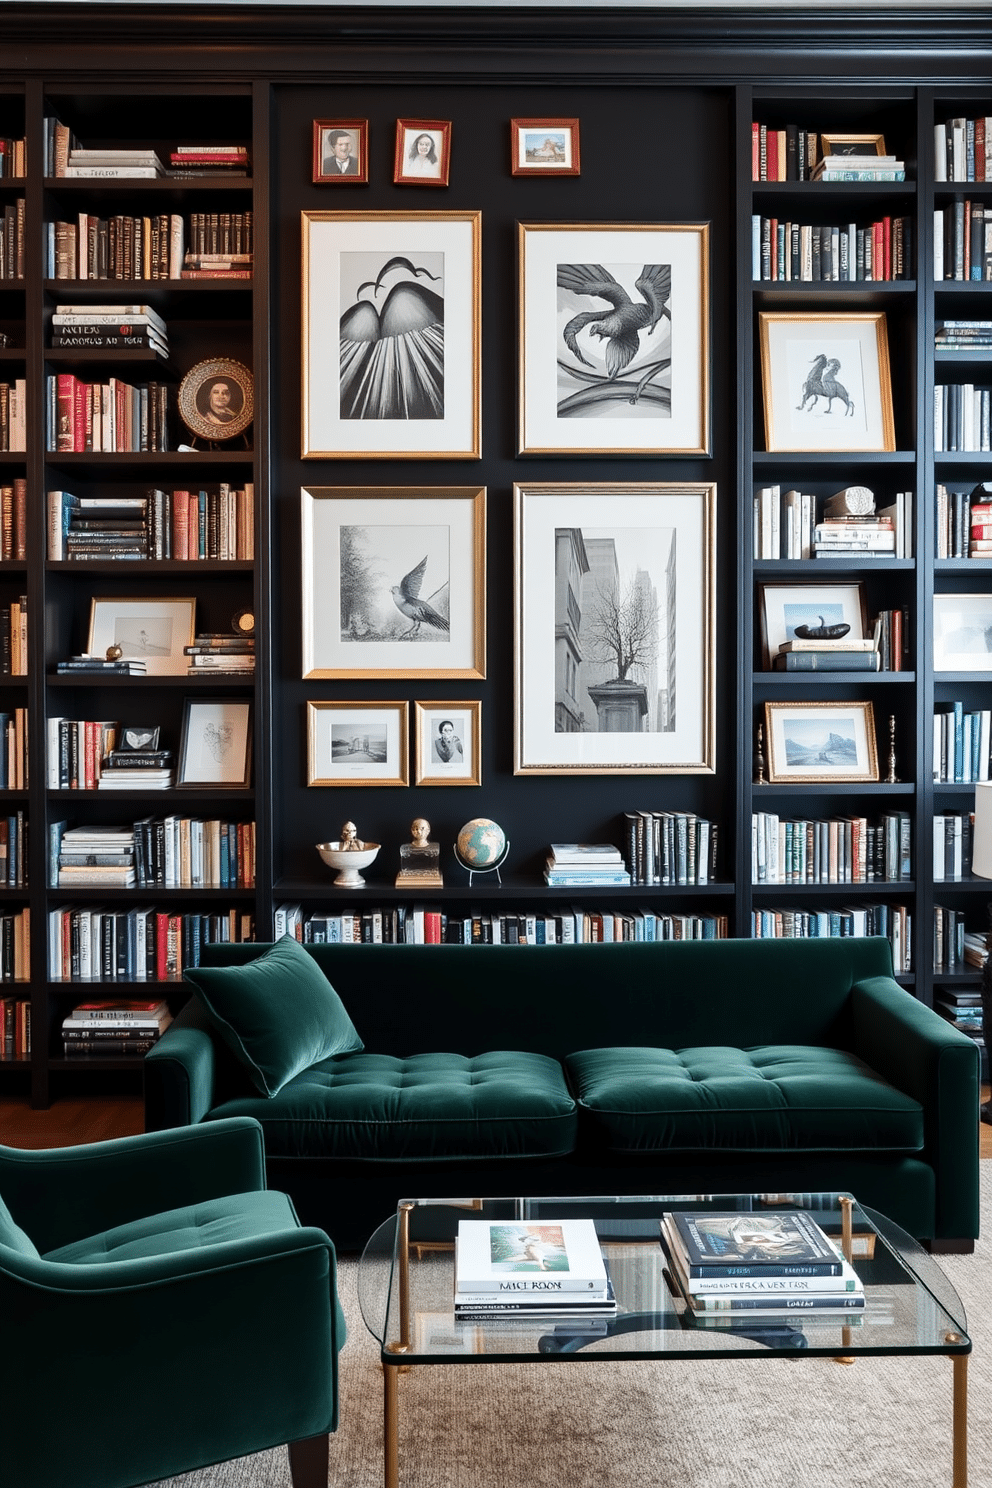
<box><xmin>927</xmin><ymin>1240</ymin><xmax>975</xmax><ymax>1256</ymax></box>
<box><xmin>288</xmin><ymin>1433</ymin><xmax>329</xmax><ymax>1488</ymax></box>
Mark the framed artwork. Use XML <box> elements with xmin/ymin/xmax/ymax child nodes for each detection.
<box><xmin>517</xmin><ymin>221</ymin><xmax>710</xmax><ymax>456</ymax></box>
<box><xmin>393</xmin><ymin>120</ymin><xmax>451</xmax><ymax>186</ymax></box>
<box><xmin>758</xmin><ymin>581</ymin><xmax>868</xmax><ymax>670</ymax></box>
<box><xmin>820</xmin><ymin>133</ymin><xmax>887</xmax><ymax>156</ymax></box>
<box><xmin>313</xmin><ymin>119</ymin><xmax>369</xmax><ymax>184</ymax></box>
<box><xmin>301</xmin><ymin>209</ymin><xmax>481</xmax><ymax>459</ymax></box>
<box><xmin>758</xmin><ymin>311</ymin><xmax>895</xmax><ymax>453</ymax></box>
<box><xmin>933</xmin><ymin>593</ymin><xmax>992</xmax><ymax>671</ymax></box>
<box><xmin>307</xmin><ymin>699</ymin><xmax>409</xmax><ymax>787</ymax></box>
<box><xmin>177</xmin><ymin>358</ymin><xmax>254</xmax><ymax>443</ymax></box>
<box><xmin>177</xmin><ymin>698</ymin><xmax>253</xmax><ymax>788</ymax></box>
<box><xmin>119</xmin><ymin>725</ymin><xmax>160</xmax><ymax>751</ymax></box>
<box><xmin>87</xmin><ymin>596</ymin><xmax>195</xmax><ymax>676</ymax></box>
<box><xmin>510</xmin><ymin>118</ymin><xmax>580</xmax><ymax>176</ymax></box>
<box><xmin>301</xmin><ymin>485</ymin><xmax>486</xmax><ymax>680</ymax></box>
<box><xmin>414</xmin><ymin>700</ymin><xmax>482</xmax><ymax>786</ymax></box>
<box><xmin>514</xmin><ymin>482</ymin><xmax>716</xmax><ymax>775</ymax></box>
<box><xmin>763</xmin><ymin>700</ymin><xmax>878</xmax><ymax>783</ymax></box>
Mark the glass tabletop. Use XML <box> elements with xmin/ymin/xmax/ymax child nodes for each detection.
<box><xmin>358</xmin><ymin>1192</ymin><xmax>971</xmax><ymax>1365</ymax></box>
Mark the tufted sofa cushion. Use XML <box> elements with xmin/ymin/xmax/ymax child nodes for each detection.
<box><xmin>206</xmin><ymin>1050</ymin><xmax>578</xmax><ymax>1162</ymax></box>
<box><xmin>565</xmin><ymin>1045</ymin><xmax>925</xmax><ymax>1154</ymax></box>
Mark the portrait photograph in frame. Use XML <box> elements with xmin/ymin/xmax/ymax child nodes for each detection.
<box><xmin>933</xmin><ymin>593</ymin><xmax>992</xmax><ymax>672</ymax></box>
<box><xmin>313</xmin><ymin>119</ymin><xmax>369</xmax><ymax>184</ymax></box>
<box><xmin>177</xmin><ymin>698</ymin><xmax>252</xmax><ymax>789</ymax></box>
<box><xmin>301</xmin><ymin>209</ymin><xmax>481</xmax><ymax>459</ymax></box>
<box><xmin>414</xmin><ymin>700</ymin><xmax>482</xmax><ymax>786</ymax></box>
<box><xmin>307</xmin><ymin>699</ymin><xmax>409</xmax><ymax>788</ymax></box>
<box><xmin>301</xmin><ymin>485</ymin><xmax>486</xmax><ymax>680</ymax></box>
<box><xmin>393</xmin><ymin>119</ymin><xmax>451</xmax><ymax>186</ymax></box>
<box><xmin>87</xmin><ymin>596</ymin><xmax>195</xmax><ymax>676</ymax></box>
<box><xmin>758</xmin><ymin>580</ymin><xmax>868</xmax><ymax>670</ymax></box>
<box><xmin>514</xmin><ymin>482</ymin><xmax>716</xmax><ymax>775</ymax></box>
<box><xmin>759</xmin><ymin>311</ymin><xmax>895</xmax><ymax>453</ymax></box>
<box><xmin>764</xmin><ymin>700</ymin><xmax>878</xmax><ymax>784</ymax></box>
<box><xmin>510</xmin><ymin>118</ymin><xmax>580</xmax><ymax>176</ymax></box>
<box><xmin>177</xmin><ymin>358</ymin><xmax>254</xmax><ymax>444</ymax></box>
<box><xmin>518</xmin><ymin>221</ymin><xmax>710</xmax><ymax>457</ymax></box>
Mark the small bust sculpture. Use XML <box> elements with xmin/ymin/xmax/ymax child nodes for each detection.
<box><xmin>396</xmin><ymin>816</ymin><xmax>443</xmax><ymax>887</ymax></box>
<box><xmin>339</xmin><ymin>820</ymin><xmax>365</xmax><ymax>851</ymax></box>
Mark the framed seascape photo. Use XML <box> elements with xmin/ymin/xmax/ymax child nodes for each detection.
<box><xmin>87</xmin><ymin>597</ymin><xmax>195</xmax><ymax>676</ymax></box>
<box><xmin>301</xmin><ymin>209</ymin><xmax>481</xmax><ymax>459</ymax></box>
<box><xmin>758</xmin><ymin>581</ymin><xmax>868</xmax><ymax>670</ymax></box>
<box><xmin>759</xmin><ymin>311</ymin><xmax>895</xmax><ymax>453</ymax></box>
<box><xmin>177</xmin><ymin>358</ymin><xmax>254</xmax><ymax>443</ymax></box>
<box><xmin>764</xmin><ymin>700</ymin><xmax>878</xmax><ymax>784</ymax></box>
<box><xmin>517</xmin><ymin>221</ymin><xmax>710</xmax><ymax>457</ymax></box>
<box><xmin>301</xmin><ymin>485</ymin><xmax>486</xmax><ymax>680</ymax></box>
<box><xmin>510</xmin><ymin>118</ymin><xmax>580</xmax><ymax>176</ymax></box>
<box><xmin>313</xmin><ymin>119</ymin><xmax>369</xmax><ymax>184</ymax></box>
<box><xmin>178</xmin><ymin>698</ymin><xmax>252</xmax><ymax>788</ymax></box>
<box><xmin>307</xmin><ymin>700</ymin><xmax>409</xmax><ymax>788</ymax></box>
<box><xmin>514</xmin><ymin>482</ymin><xmax>716</xmax><ymax>775</ymax></box>
<box><xmin>393</xmin><ymin>120</ymin><xmax>451</xmax><ymax>186</ymax></box>
<box><xmin>414</xmin><ymin>700</ymin><xmax>482</xmax><ymax>786</ymax></box>
<box><xmin>933</xmin><ymin>593</ymin><xmax>992</xmax><ymax>672</ymax></box>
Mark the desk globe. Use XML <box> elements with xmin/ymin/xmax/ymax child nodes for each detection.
<box><xmin>454</xmin><ymin>817</ymin><xmax>509</xmax><ymax>885</ymax></box>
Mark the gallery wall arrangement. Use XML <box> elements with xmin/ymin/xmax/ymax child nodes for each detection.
<box><xmin>0</xmin><ymin>3</ymin><xmax>990</xmax><ymax>1102</ymax></box>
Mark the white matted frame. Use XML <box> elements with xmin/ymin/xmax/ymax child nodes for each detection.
<box><xmin>87</xmin><ymin>596</ymin><xmax>195</xmax><ymax>676</ymax></box>
<box><xmin>301</xmin><ymin>209</ymin><xmax>481</xmax><ymax>459</ymax></box>
<box><xmin>414</xmin><ymin>700</ymin><xmax>482</xmax><ymax>786</ymax></box>
<box><xmin>933</xmin><ymin>593</ymin><xmax>992</xmax><ymax>672</ymax></box>
<box><xmin>759</xmin><ymin>311</ymin><xmax>895</xmax><ymax>453</ymax></box>
<box><xmin>758</xmin><ymin>581</ymin><xmax>868</xmax><ymax>670</ymax></box>
<box><xmin>764</xmin><ymin>700</ymin><xmax>879</xmax><ymax>784</ymax></box>
<box><xmin>301</xmin><ymin>485</ymin><xmax>486</xmax><ymax>680</ymax></box>
<box><xmin>178</xmin><ymin>698</ymin><xmax>252</xmax><ymax>788</ymax></box>
<box><xmin>307</xmin><ymin>699</ymin><xmax>409</xmax><ymax>788</ymax></box>
<box><xmin>514</xmin><ymin>482</ymin><xmax>716</xmax><ymax>775</ymax></box>
<box><xmin>518</xmin><ymin>221</ymin><xmax>710</xmax><ymax>457</ymax></box>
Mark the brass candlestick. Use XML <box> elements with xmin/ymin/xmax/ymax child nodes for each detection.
<box><xmin>754</xmin><ymin>721</ymin><xmax>767</xmax><ymax>785</ymax></box>
<box><xmin>885</xmin><ymin>714</ymin><xmax>899</xmax><ymax>784</ymax></box>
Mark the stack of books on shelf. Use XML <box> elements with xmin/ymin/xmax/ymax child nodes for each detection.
<box><xmin>811</xmin><ymin>152</ymin><xmax>905</xmax><ymax>182</ymax></box>
<box><xmin>0</xmin><ymin>710</ymin><xmax>28</xmax><ymax>791</ymax></box>
<box><xmin>61</xmin><ymin>996</ymin><xmax>173</xmax><ymax>1059</ymax></box>
<box><xmin>752</xmin><ymin>809</ymin><xmax>911</xmax><ymax>885</ymax></box>
<box><xmin>753</xmin><ymin>485</ymin><xmax>911</xmax><ymax>561</ymax></box>
<box><xmin>773</xmin><ymin>635</ymin><xmax>880</xmax><ymax>672</ymax></box>
<box><xmin>543</xmin><ymin>843</ymin><xmax>630</xmax><ymax>888</ymax></box>
<box><xmin>284</xmin><ymin>902</ymin><xmax>729</xmax><ymax>947</ymax></box>
<box><xmin>933</xmin><ymin>202</ymin><xmax>992</xmax><ymax>281</ymax></box>
<box><xmin>185</xmin><ymin>631</ymin><xmax>255</xmax><ymax>675</ymax></box>
<box><xmin>0</xmin><ymin>479</ymin><xmax>26</xmax><ymax>560</ymax></box>
<box><xmin>622</xmin><ymin>810</ymin><xmax>718</xmax><ymax>886</ymax></box>
<box><xmin>933</xmin><ymin>702</ymin><xmax>992</xmax><ymax>782</ymax></box>
<box><xmin>51</xmin><ymin>301</ymin><xmax>169</xmax><ymax>357</ymax></box>
<box><xmin>98</xmin><ymin>746</ymin><xmax>174</xmax><ymax>792</ymax></box>
<box><xmin>0</xmin><ymin>812</ymin><xmax>27</xmax><ymax>888</ymax></box>
<box><xmin>63</xmin><ymin>147</ymin><xmax>166</xmax><ymax>179</ymax></box>
<box><xmin>0</xmin><ymin>996</ymin><xmax>30</xmax><ymax>1060</ymax></box>
<box><xmin>935</xmin><ymin>115</ymin><xmax>992</xmax><ymax>181</ymax></box>
<box><xmin>751</xmin><ymin>904</ymin><xmax>911</xmax><ymax>972</ymax></box>
<box><xmin>0</xmin><ymin>199</ymin><xmax>25</xmax><ymax>280</ymax></box>
<box><xmin>51</xmin><ymin>817</ymin><xmax>253</xmax><ymax>890</ymax></box>
<box><xmin>48</xmin><ymin>213</ymin><xmax>186</xmax><ymax>282</ymax></box>
<box><xmin>55</xmin><ymin>653</ymin><xmax>147</xmax><ymax>678</ymax></box>
<box><xmin>934</xmin><ymin>482</ymin><xmax>992</xmax><ymax>559</ymax></box>
<box><xmin>47</xmin><ymin>483</ymin><xmax>254</xmax><ymax>561</ymax></box>
<box><xmin>0</xmin><ymin>908</ymin><xmax>30</xmax><ymax>985</ymax></box>
<box><xmin>48</xmin><ymin>907</ymin><xmax>255</xmax><ymax>982</ymax></box>
<box><xmin>934</xmin><ymin>383</ymin><xmax>992</xmax><ymax>452</ymax></box>
<box><xmin>933</xmin><ymin>811</ymin><xmax>974</xmax><ymax>880</ymax></box>
<box><xmin>935</xmin><ymin>321</ymin><xmax>992</xmax><ymax>352</ymax></box>
<box><xmin>660</xmin><ymin>1209</ymin><xmax>865</xmax><ymax>1324</ymax></box>
<box><xmin>50</xmin><ymin>491</ymin><xmax>151</xmax><ymax>561</ymax></box>
<box><xmin>965</xmin><ymin>928</ymin><xmax>989</xmax><ymax>971</ymax></box>
<box><xmin>0</xmin><ymin>380</ymin><xmax>26</xmax><ymax>451</ymax></box>
<box><xmin>53</xmin><ymin>824</ymin><xmax>136</xmax><ymax>888</ymax></box>
<box><xmin>453</xmin><ymin>1219</ymin><xmax>616</xmax><ymax>1322</ymax></box>
<box><xmin>0</xmin><ymin>136</ymin><xmax>26</xmax><ymax>179</ymax></box>
<box><xmin>814</xmin><ymin>488</ymin><xmax>897</xmax><ymax>558</ymax></box>
<box><xmin>935</xmin><ymin>983</ymin><xmax>984</xmax><ymax>1041</ymax></box>
<box><xmin>0</xmin><ymin>596</ymin><xmax>28</xmax><ymax>676</ymax></box>
<box><xmin>934</xmin><ymin>905</ymin><xmax>966</xmax><ymax>972</ymax></box>
<box><xmin>168</xmin><ymin>144</ymin><xmax>250</xmax><ymax>178</ymax></box>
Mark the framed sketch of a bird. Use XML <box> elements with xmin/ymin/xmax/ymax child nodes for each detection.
<box><xmin>558</xmin><ymin>262</ymin><xmax>671</xmax><ymax>379</ymax></box>
<box><xmin>391</xmin><ymin>555</ymin><xmax>450</xmax><ymax>638</ymax></box>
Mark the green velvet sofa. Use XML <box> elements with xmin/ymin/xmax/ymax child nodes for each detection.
<box><xmin>144</xmin><ymin>935</ymin><xmax>980</xmax><ymax>1252</ymax></box>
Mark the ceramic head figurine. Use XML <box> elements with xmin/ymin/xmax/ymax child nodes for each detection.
<box><xmin>410</xmin><ymin>817</ymin><xmax>430</xmax><ymax>847</ymax></box>
<box><xmin>340</xmin><ymin>820</ymin><xmax>365</xmax><ymax>851</ymax></box>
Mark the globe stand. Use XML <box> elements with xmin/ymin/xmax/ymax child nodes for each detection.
<box><xmin>453</xmin><ymin>840</ymin><xmax>510</xmax><ymax>887</ymax></box>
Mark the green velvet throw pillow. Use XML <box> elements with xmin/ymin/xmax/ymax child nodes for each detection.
<box><xmin>183</xmin><ymin>935</ymin><xmax>364</xmax><ymax>1097</ymax></box>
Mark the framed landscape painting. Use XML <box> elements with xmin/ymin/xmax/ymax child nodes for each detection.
<box><xmin>301</xmin><ymin>209</ymin><xmax>481</xmax><ymax>459</ymax></box>
<box><xmin>517</xmin><ymin>221</ymin><xmax>710</xmax><ymax>456</ymax></box>
<box><xmin>301</xmin><ymin>485</ymin><xmax>486</xmax><ymax>680</ymax></box>
<box><xmin>759</xmin><ymin>311</ymin><xmax>895</xmax><ymax>453</ymax></box>
<box><xmin>764</xmin><ymin>700</ymin><xmax>878</xmax><ymax>783</ymax></box>
<box><xmin>514</xmin><ymin>482</ymin><xmax>716</xmax><ymax>774</ymax></box>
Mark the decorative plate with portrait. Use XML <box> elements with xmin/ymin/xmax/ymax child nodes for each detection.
<box><xmin>178</xmin><ymin>357</ymin><xmax>254</xmax><ymax>442</ymax></box>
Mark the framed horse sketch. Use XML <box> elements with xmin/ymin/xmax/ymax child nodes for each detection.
<box><xmin>759</xmin><ymin>311</ymin><xmax>895</xmax><ymax>453</ymax></box>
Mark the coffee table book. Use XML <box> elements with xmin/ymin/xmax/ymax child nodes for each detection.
<box><xmin>664</xmin><ymin>1209</ymin><xmax>844</xmax><ymax>1277</ymax></box>
<box><xmin>660</xmin><ymin>1220</ymin><xmax>861</xmax><ymax>1296</ymax></box>
<box><xmin>455</xmin><ymin>1218</ymin><xmax>608</xmax><ymax>1293</ymax></box>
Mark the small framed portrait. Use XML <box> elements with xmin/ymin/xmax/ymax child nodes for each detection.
<box><xmin>313</xmin><ymin>119</ymin><xmax>369</xmax><ymax>184</ymax></box>
<box><xmin>394</xmin><ymin>120</ymin><xmax>451</xmax><ymax>186</ymax></box>
<box><xmin>414</xmin><ymin>700</ymin><xmax>482</xmax><ymax>786</ymax></box>
<box><xmin>763</xmin><ymin>700</ymin><xmax>879</xmax><ymax>784</ymax></box>
<box><xmin>119</xmin><ymin>725</ymin><xmax>160</xmax><ymax>752</ymax></box>
<box><xmin>758</xmin><ymin>312</ymin><xmax>895</xmax><ymax>453</ymax></box>
<box><xmin>820</xmin><ymin>133</ymin><xmax>887</xmax><ymax>157</ymax></box>
<box><xmin>758</xmin><ymin>581</ymin><xmax>868</xmax><ymax>670</ymax></box>
<box><xmin>177</xmin><ymin>358</ymin><xmax>254</xmax><ymax>442</ymax></box>
<box><xmin>510</xmin><ymin>118</ymin><xmax>580</xmax><ymax>176</ymax></box>
<box><xmin>933</xmin><ymin>593</ymin><xmax>992</xmax><ymax>672</ymax></box>
<box><xmin>178</xmin><ymin>698</ymin><xmax>253</xmax><ymax>788</ymax></box>
<box><xmin>87</xmin><ymin>596</ymin><xmax>195</xmax><ymax>676</ymax></box>
<box><xmin>307</xmin><ymin>699</ymin><xmax>410</xmax><ymax>787</ymax></box>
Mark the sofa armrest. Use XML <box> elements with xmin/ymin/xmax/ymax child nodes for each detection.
<box><xmin>144</xmin><ymin>999</ymin><xmax>220</xmax><ymax>1130</ymax></box>
<box><xmin>850</xmin><ymin>975</ymin><xmax>979</xmax><ymax>1241</ymax></box>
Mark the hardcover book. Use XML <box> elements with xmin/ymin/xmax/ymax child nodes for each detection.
<box><xmin>455</xmin><ymin>1219</ymin><xmax>608</xmax><ymax>1293</ymax></box>
<box><xmin>665</xmin><ymin>1210</ymin><xmax>844</xmax><ymax>1277</ymax></box>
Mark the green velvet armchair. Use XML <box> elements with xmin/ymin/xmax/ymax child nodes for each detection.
<box><xmin>0</xmin><ymin>1116</ymin><xmax>345</xmax><ymax>1488</ymax></box>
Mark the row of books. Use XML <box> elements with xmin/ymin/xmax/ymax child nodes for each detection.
<box><xmin>50</xmin><ymin>819</ymin><xmax>256</xmax><ymax>891</ymax></box>
<box><xmin>0</xmin><ymin>598</ymin><xmax>27</xmax><ymax>676</ymax></box>
<box><xmin>0</xmin><ymin>381</ymin><xmax>26</xmax><ymax>452</ymax></box>
<box><xmin>453</xmin><ymin>1219</ymin><xmax>615</xmax><ymax>1321</ymax></box>
<box><xmin>752</xmin><ymin>484</ymin><xmax>911</xmax><ymax>560</ymax></box>
<box><xmin>750</xmin><ymin>903</ymin><xmax>911</xmax><ymax>972</ymax></box>
<box><xmin>186</xmin><ymin>632</ymin><xmax>255</xmax><ymax>675</ymax></box>
<box><xmin>933</xmin><ymin>703</ymin><xmax>992</xmax><ymax>783</ymax></box>
<box><xmin>936</xmin><ymin>321</ymin><xmax>992</xmax><ymax>351</ymax></box>
<box><xmin>934</xmin><ymin>482</ymin><xmax>992</xmax><ymax>559</ymax></box>
<box><xmin>544</xmin><ymin>841</ymin><xmax>630</xmax><ymax>888</ymax></box>
<box><xmin>934</xmin><ymin>116</ymin><xmax>992</xmax><ymax>182</ymax></box>
<box><xmin>47</xmin><ymin>483</ymin><xmax>255</xmax><ymax>562</ymax></box>
<box><xmin>52</xmin><ymin>302</ymin><xmax>169</xmax><ymax>356</ymax></box>
<box><xmin>60</xmin><ymin>995</ymin><xmax>172</xmax><ymax>1058</ymax></box>
<box><xmin>48</xmin><ymin>907</ymin><xmax>255</xmax><ymax>982</ymax></box>
<box><xmin>935</xmin><ymin>987</ymin><xmax>984</xmax><ymax>1051</ymax></box>
<box><xmin>43</xmin><ymin>119</ymin><xmax>251</xmax><ymax>180</ymax></box>
<box><xmin>933</xmin><ymin>811</ymin><xmax>975</xmax><ymax>880</ymax></box>
<box><xmin>0</xmin><ymin>711</ymin><xmax>28</xmax><ymax>791</ymax></box>
<box><xmin>0</xmin><ymin>137</ymin><xmax>26</xmax><ymax>179</ymax></box>
<box><xmin>276</xmin><ymin>904</ymin><xmax>731</xmax><ymax>946</ymax></box>
<box><xmin>751</xmin><ymin>810</ymin><xmax>912</xmax><ymax>886</ymax></box>
<box><xmin>934</xmin><ymin>383</ymin><xmax>992</xmax><ymax>452</ymax></box>
<box><xmin>750</xmin><ymin>123</ymin><xmax>820</xmax><ymax>182</ymax></box>
<box><xmin>47</xmin><ymin>373</ymin><xmax>171</xmax><ymax>453</ymax></box>
<box><xmin>0</xmin><ymin>909</ymin><xmax>30</xmax><ymax>984</ymax></box>
<box><xmin>0</xmin><ymin>811</ymin><xmax>27</xmax><ymax>888</ymax></box>
<box><xmin>933</xmin><ymin>202</ymin><xmax>992</xmax><ymax>281</ymax></box>
<box><xmin>45</xmin><ymin>720</ymin><xmax>163</xmax><ymax>791</ymax></box>
<box><xmin>50</xmin><ymin>214</ymin><xmax>184</xmax><ymax>282</ymax></box>
<box><xmin>934</xmin><ymin>905</ymin><xmax>967</xmax><ymax>971</ymax></box>
<box><xmin>621</xmin><ymin>811</ymin><xmax>719</xmax><ymax>887</ymax></box>
<box><xmin>0</xmin><ymin>200</ymin><xmax>25</xmax><ymax>281</ymax></box>
<box><xmin>751</xmin><ymin>215</ymin><xmax>910</xmax><ymax>282</ymax></box>
<box><xmin>0</xmin><ymin>996</ymin><xmax>30</xmax><ymax>1059</ymax></box>
<box><xmin>0</xmin><ymin>480</ymin><xmax>26</xmax><ymax>561</ymax></box>
<box><xmin>55</xmin><ymin>654</ymin><xmax>148</xmax><ymax>679</ymax></box>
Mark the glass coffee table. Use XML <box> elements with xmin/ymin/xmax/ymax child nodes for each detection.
<box><xmin>359</xmin><ymin>1192</ymin><xmax>971</xmax><ymax>1488</ymax></box>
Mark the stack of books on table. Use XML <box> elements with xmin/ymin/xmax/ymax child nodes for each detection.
<box><xmin>544</xmin><ymin>843</ymin><xmax>631</xmax><ymax>888</ymax></box>
<box><xmin>812</xmin><ymin>153</ymin><xmax>905</xmax><ymax>182</ymax></box>
<box><xmin>61</xmin><ymin>997</ymin><xmax>172</xmax><ymax>1059</ymax></box>
<box><xmin>454</xmin><ymin>1219</ymin><xmax>616</xmax><ymax>1320</ymax></box>
<box><xmin>98</xmin><ymin>748</ymin><xmax>174</xmax><ymax>791</ymax></box>
<box><xmin>51</xmin><ymin>302</ymin><xmax>169</xmax><ymax>358</ymax></box>
<box><xmin>64</xmin><ymin>147</ymin><xmax>166</xmax><ymax>179</ymax></box>
<box><xmin>185</xmin><ymin>632</ymin><xmax>256</xmax><ymax>674</ymax></box>
<box><xmin>660</xmin><ymin>1209</ymin><xmax>865</xmax><ymax>1323</ymax></box>
<box><xmin>54</xmin><ymin>823</ymin><xmax>136</xmax><ymax>888</ymax></box>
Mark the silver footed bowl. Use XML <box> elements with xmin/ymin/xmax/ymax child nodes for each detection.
<box><xmin>315</xmin><ymin>840</ymin><xmax>381</xmax><ymax>889</ymax></box>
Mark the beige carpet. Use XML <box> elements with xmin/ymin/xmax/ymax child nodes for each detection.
<box><xmin>154</xmin><ymin>1169</ymin><xmax>992</xmax><ymax>1488</ymax></box>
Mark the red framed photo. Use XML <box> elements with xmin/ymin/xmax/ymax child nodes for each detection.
<box><xmin>394</xmin><ymin>119</ymin><xmax>451</xmax><ymax>186</ymax></box>
<box><xmin>510</xmin><ymin>117</ymin><xmax>580</xmax><ymax>176</ymax></box>
<box><xmin>313</xmin><ymin>119</ymin><xmax>369</xmax><ymax>184</ymax></box>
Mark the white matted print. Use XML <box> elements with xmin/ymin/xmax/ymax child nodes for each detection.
<box><xmin>178</xmin><ymin>698</ymin><xmax>252</xmax><ymax>788</ymax></box>
<box><xmin>933</xmin><ymin>593</ymin><xmax>992</xmax><ymax>671</ymax></box>
<box><xmin>301</xmin><ymin>210</ymin><xmax>481</xmax><ymax>459</ymax></box>
<box><xmin>87</xmin><ymin>596</ymin><xmax>195</xmax><ymax>676</ymax></box>
<box><xmin>307</xmin><ymin>700</ymin><xmax>409</xmax><ymax>787</ymax></box>
<box><xmin>414</xmin><ymin>700</ymin><xmax>481</xmax><ymax>786</ymax></box>
<box><xmin>514</xmin><ymin>483</ymin><xmax>716</xmax><ymax>774</ymax></box>
<box><xmin>759</xmin><ymin>311</ymin><xmax>895</xmax><ymax>453</ymax></box>
<box><xmin>518</xmin><ymin>222</ymin><xmax>709</xmax><ymax>456</ymax></box>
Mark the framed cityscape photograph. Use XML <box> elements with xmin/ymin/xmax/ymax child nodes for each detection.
<box><xmin>313</xmin><ymin>119</ymin><xmax>369</xmax><ymax>184</ymax></box>
<box><xmin>393</xmin><ymin>120</ymin><xmax>451</xmax><ymax>186</ymax></box>
<box><xmin>758</xmin><ymin>580</ymin><xmax>868</xmax><ymax>670</ymax></box>
<box><xmin>517</xmin><ymin>221</ymin><xmax>710</xmax><ymax>456</ymax></box>
<box><xmin>933</xmin><ymin>593</ymin><xmax>992</xmax><ymax>672</ymax></box>
<box><xmin>307</xmin><ymin>700</ymin><xmax>409</xmax><ymax>788</ymax></box>
<box><xmin>414</xmin><ymin>700</ymin><xmax>482</xmax><ymax>786</ymax></box>
<box><xmin>759</xmin><ymin>311</ymin><xmax>895</xmax><ymax>453</ymax></box>
<box><xmin>301</xmin><ymin>485</ymin><xmax>486</xmax><ymax>680</ymax></box>
<box><xmin>764</xmin><ymin>700</ymin><xmax>878</xmax><ymax>783</ymax></box>
<box><xmin>177</xmin><ymin>698</ymin><xmax>253</xmax><ymax>788</ymax></box>
<box><xmin>510</xmin><ymin>118</ymin><xmax>580</xmax><ymax>176</ymax></box>
<box><xmin>514</xmin><ymin>482</ymin><xmax>716</xmax><ymax>775</ymax></box>
<box><xmin>87</xmin><ymin>596</ymin><xmax>195</xmax><ymax>676</ymax></box>
<box><xmin>301</xmin><ymin>209</ymin><xmax>481</xmax><ymax>459</ymax></box>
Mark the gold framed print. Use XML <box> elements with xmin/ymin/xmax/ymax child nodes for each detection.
<box><xmin>307</xmin><ymin>699</ymin><xmax>409</xmax><ymax>788</ymax></box>
<box><xmin>763</xmin><ymin>700</ymin><xmax>879</xmax><ymax>783</ymax></box>
<box><xmin>759</xmin><ymin>311</ymin><xmax>895</xmax><ymax>453</ymax></box>
<box><xmin>414</xmin><ymin>700</ymin><xmax>482</xmax><ymax>786</ymax></box>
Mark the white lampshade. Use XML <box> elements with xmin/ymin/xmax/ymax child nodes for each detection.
<box><xmin>973</xmin><ymin>781</ymin><xmax>992</xmax><ymax>878</ymax></box>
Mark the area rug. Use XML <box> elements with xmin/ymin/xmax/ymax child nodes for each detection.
<box><xmin>153</xmin><ymin>1167</ymin><xmax>992</xmax><ymax>1488</ymax></box>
